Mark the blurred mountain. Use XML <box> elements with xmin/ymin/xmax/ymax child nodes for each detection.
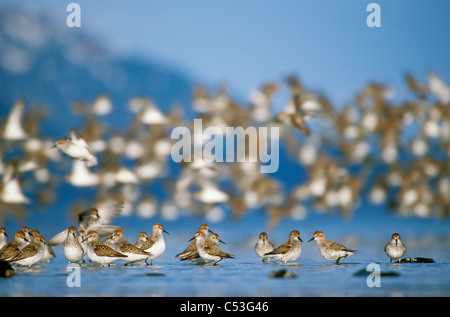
<box><xmin>0</xmin><ymin>8</ymin><xmax>194</xmax><ymax>137</ymax></box>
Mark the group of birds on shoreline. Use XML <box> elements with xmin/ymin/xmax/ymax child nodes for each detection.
<box><xmin>1</xmin><ymin>214</ymin><xmax>407</xmax><ymax>268</ymax></box>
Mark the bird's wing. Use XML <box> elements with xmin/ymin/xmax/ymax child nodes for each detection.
<box><xmin>68</xmin><ymin>129</ymin><xmax>90</xmax><ymax>148</ymax></box>
<box><xmin>93</xmin><ymin>245</ymin><xmax>127</xmax><ymax>257</ymax></box>
<box><xmin>96</xmin><ymin>201</ymin><xmax>124</xmax><ymax>225</ymax></box>
<box><xmin>265</xmin><ymin>242</ymin><xmax>291</xmax><ymax>255</ymax></box>
<box><xmin>48</xmin><ymin>229</ymin><xmax>69</xmax><ymax>246</ymax></box>
<box><xmin>9</xmin><ymin>244</ymin><xmax>38</xmax><ymax>262</ymax></box>
<box><xmin>90</xmin><ymin>225</ymin><xmax>124</xmax><ymax>238</ymax></box>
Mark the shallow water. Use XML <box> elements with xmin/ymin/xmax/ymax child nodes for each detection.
<box><xmin>2</xmin><ymin>210</ymin><xmax>450</xmax><ymax>297</ymax></box>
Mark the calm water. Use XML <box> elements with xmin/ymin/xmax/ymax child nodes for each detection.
<box><xmin>1</xmin><ymin>209</ymin><xmax>450</xmax><ymax>297</ymax></box>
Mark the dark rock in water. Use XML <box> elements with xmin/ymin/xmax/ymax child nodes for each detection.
<box><xmin>397</xmin><ymin>257</ymin><xmax>435</xmax><ymax>263</ymax></box>
<box><xmin>0</xmin><ymin>260</ymin><xmax>16</xmax><ymax>278</ymax></box>
<box><xmin>269</xmin><ymin>269</ymin><xmax>297</xmax><ymax>279</ymax></box>
<box><xmin>353</xmin><ymin>268</ymin><xmax>399</xmax><ymax>277</ymax></box>
<box><xmin>145</xmin><ymin>272</ymin><xmax>165</xmax><ymax>277</ymax></box>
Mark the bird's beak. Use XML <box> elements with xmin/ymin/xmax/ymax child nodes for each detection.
<box><xmin>188</xmin><ymin>236</ymin><xmax>195</xmax><ymax>242</ymax></box>
<box><xmin>163</xmin><ymin>229</ymin><xmax>169</xmax><ymax>234</ymax></box>
<box><xmin>208</xmin><ymin>229</ymin><xmax>215</xmax><ymax>234</ymax></box>
<box><xmin>299</xmin><ymin>237</ymin><xmax>303</xmax><ymax>242</ymax></box>
<box><xmin>395</xmin><ymin>240</ymin><xmax>398</xmax><ymax>246</ymax></box>
<box><xmin>308</xmin><ymin>237</ymin><xmax>315</xmax><ymax>242</ymax></box>
<box><xmin>81</xmin><ymin>237</ymin><xmax>89</xmax><ymax>243</ymax></box>
<box><xmin>219</xmin><ymin>239</ymin><xmax>226</xmax><ymax>245</ymax></box>
<box><xmin>24</xmin><ymin>238</ymin><xmax>30</xmax><ymax>243</ymax></box>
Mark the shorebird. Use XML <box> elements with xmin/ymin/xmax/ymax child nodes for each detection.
<box><xmin>0</xmin><ymin>230</ymin><xmax>29</xmax><ymax>260</ymax></box>
<box><xmin>52</xmin><ymin>128</ymin><xmax>98</xmax><ymax>167</ymax></box>
<box><xmin>134</xmin><ymin>232</ymin><xmax>148</xmax><ymax>249</ymax></box>
<box><xmin>308</xmin><ymin>231</ymin><xmax>356</xmax><ymax>264</ymax></box>
<box><xmin>0</xmin><ymin>161</ymin><xmax>31</xmax><ymax>204</ymax></box>
<box><xmin>30</xmin><ymin>229</ymin><xmax>55</xmax><ymax>263</ymax></box>
<box><xmin>384</xmin><ymin>233</ymin><xmax>407</xmax><ymax>263</ymax></box>
<box><xmin>176</xmin><ymin>224</ymin><xmax>214</xmax><ymax>261</ymax></box>
<box><xmin>264</xmin><ymin>230</ymin><xmax>302</xmax><ymax>263</ymax></box>
<box><xmin>62</xmin><ymin>227</ymin><xmax>84</xmax><ymax>264</ymax></box>
<box><xmin>82</xmin><ymin>231</ymin><xmax>127</xmax><ymax>267</ymax></box>
<box><xmin>180</xmin><ymin>232</ymin><xmax>225</xmax><ymax>263</ymax></box>
<box><xmin>140</xmin><ymin>223</ymin><xmax>169</xmax><ymax>265</ymax></box>
<box><xmin>111</xmin><ymin>230</ymin><xmax>151</xmax><ymax>266</ymax></box>
<box><xmin>189</xmin><ymin>231</ymin><xmax>234</xmax><ymax>265</ymax></box>
<box><xmin>1</xmin><ymin>99</ymin><xmax>28</xmax><ymax>141</ymax></box>
<box><xmin>255</xmin><ymin>232</ymin><xmax>275</xmax><ymax>262</ymax></box>
<box><xmin>8</xmin><ymin>236</ymin><xmax>47</xmax><ymax>268</ymax></box>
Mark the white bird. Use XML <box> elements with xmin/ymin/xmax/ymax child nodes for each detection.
<box><xmin>62</xmin><ymin>227</ymin><xmax>84</xmax><ymax>264</ymax></box>
<box><xmin>65</xmin><ymin>160</ymin><xmax>100</xmax><ymax>187</ymax></box>
<box><xmin>1</xmin><ymin>99</ymin><xmax>27</xmax><ymax>141</ymax></box>
<box><xmin>0</xmin><ymin>161</ymin><xmax>30</xmax><ymax>204</ymax></box>
<box><xmin>384</xmin><ymin>233</ymin><xmax>406</xmax><ymax>263</ymax></box>
<box><xmin>53</xmin><ymin>129</ymin><xmax>98</xmax><ymax>167</ymax></box>
<box><xmin>140</xmin><ymin>223</ymin><xmax>169</xmax><ymax>265</ymax></box>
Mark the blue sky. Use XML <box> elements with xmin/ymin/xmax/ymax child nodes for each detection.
<box><xmin>2</xmin><ymin>0</ymin><xmax>450</xmax><ymax>107</ymax></box>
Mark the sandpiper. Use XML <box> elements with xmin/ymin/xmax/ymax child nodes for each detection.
<box><xmin>30</xmin><ymin>229</ymin><xmax>55</xmax><ymax>263</ymax></box>
<box><xmin>140</xmin><ymin>223</ymin><xmax>169</xmax><ymax>265</ymax></box>
<box><xmin>52</xmin><ymin>128</ymin><xmax>98</xmax><ymax>167</ymax></box>
<box><xmin>308</xmin><ymin>231</ymin><xmax>356</xmax><ymax>264</ymax></box>
<box><xmin>0</xmin><ymin>230</ymin><xmax>29</xmax><ymax>260</ymax></box>
<box><xmin>255</xmin><ymin>232</ymin><xmax>275</xmax><ymax>262</ymax></box>
<box><xmin>264</xmin><ymin>230</ymin><xmax>302</xmax><ymax>263</ymax></box>
<box><xmin>176</xmin><ymin>224</ymin><xmax>213</xmax><ymax>261</ymax></box>
<box><xmin>135</xmin><ymin>232</ymin><xmax>148</xmax><ymax>249</ymax></box>
<box><xmin>180</xmin><ymin>232</ymin><xmax>225</xmax><ymax>263</ymax></box>
<box><xmin>20</xmin><ymin>226</ymin><xmax>32</xmax><ymax>243</ymax></box>
<box><xmin>77</xmin><ymin>230</ymin><xmax>88</xmax><ymax>262</ymax></box>
<box><xmin>384</xmin><ymin>233</ymin><xmax>406</xmax><ymax>263</ymax></box>
<box><xmin>112</xmin><ymin>230</ymin><xmax>151</xmax><ymax>266</ymax></box>
<box><xmin>82</xmin><ymin>231</ymin><xmax>127</xmax><ymax>267</ymax></box>
<box><xmin>62</xmin><ymin>227</ymin><xmax>85</xmax><ymax>264</ymax></box>
<box><xmin>0</xmin><ymin>228</ymin><xmax>7</xmax><ymax>249</ymax></box>
<box><xmin>8</xmin><ymin>236</ymin><xmax>47</xmax><ymax>268</ymax></box>
<box><xmin>189</xmin><ymin>231</ymin><xmax>234</xmax><ymax>265</ymax></box>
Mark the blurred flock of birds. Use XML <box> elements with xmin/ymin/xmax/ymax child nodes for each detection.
<box><xmin>0</xmin><ymin>71</ymin><xmax>450</xmax><ymax>230</ymax></box>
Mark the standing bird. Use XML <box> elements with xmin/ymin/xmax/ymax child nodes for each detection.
<box><xmin>82</xmin><ymin>231</ymin><xmax>127</xmax><ymax>267</ymax></box>
<box><xmin>255</xmin><ymin>232</ymin><xmax>275</xmax><ymax>262</ymax></box>
<box><xmin>189</xmin><ymin>231</ymin><xmax>234</xmax><ymax>265</ymax></box>
<box><xmin>8</xmin><ymin>236</ymin><xmax>47</xmax><ymax>268</ymax></box>
<box><xmin>384</xmin><ymin>233</ymin><xmax>406</xmax><ymax>263</ymax></box>
<box><xmin>176</xmin><ymin>224</ymin><xmax>213</xmax><ymax>261</ymax></box>
<box><xmin>264</xmin><ymin>230</ymin><xmax>302</xmax><ymax>263</ymax></box>
<box><xmin>30</xmin><ymin>229</ymin><xmax>55</xmax><ymax>263</ymax></box>
<box><xmin>135</xmin><ymin>232</ymin><xmax>148</xmax><ymax>249</ymax></box>
<box><xmin>308</xmin><ymin>231</ymin><xmax>355</xmax><ymax>264</ymax></box>
<box><xmin>0</xmin><ymin>230</ymin><xmax>29</xmax><ymax>260</ymax></box>
<box><xmin>140</xmin><ymin>223</ymin><xmax>169</xmax><ymax>265</ymax></box>
<box><xmin>111</xmin><ymin>230</ymin><xmax>152</xmax><ymax>266</ymax></box>
<box><xmin>62</xmin><ymin>227</ymin><xmax>84</xmax><ymax>264</ymax></box>
<box><xmin>180</xmin><ymin>232</ymin><xmax>225</xmax><ymax>263</ymax></box>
